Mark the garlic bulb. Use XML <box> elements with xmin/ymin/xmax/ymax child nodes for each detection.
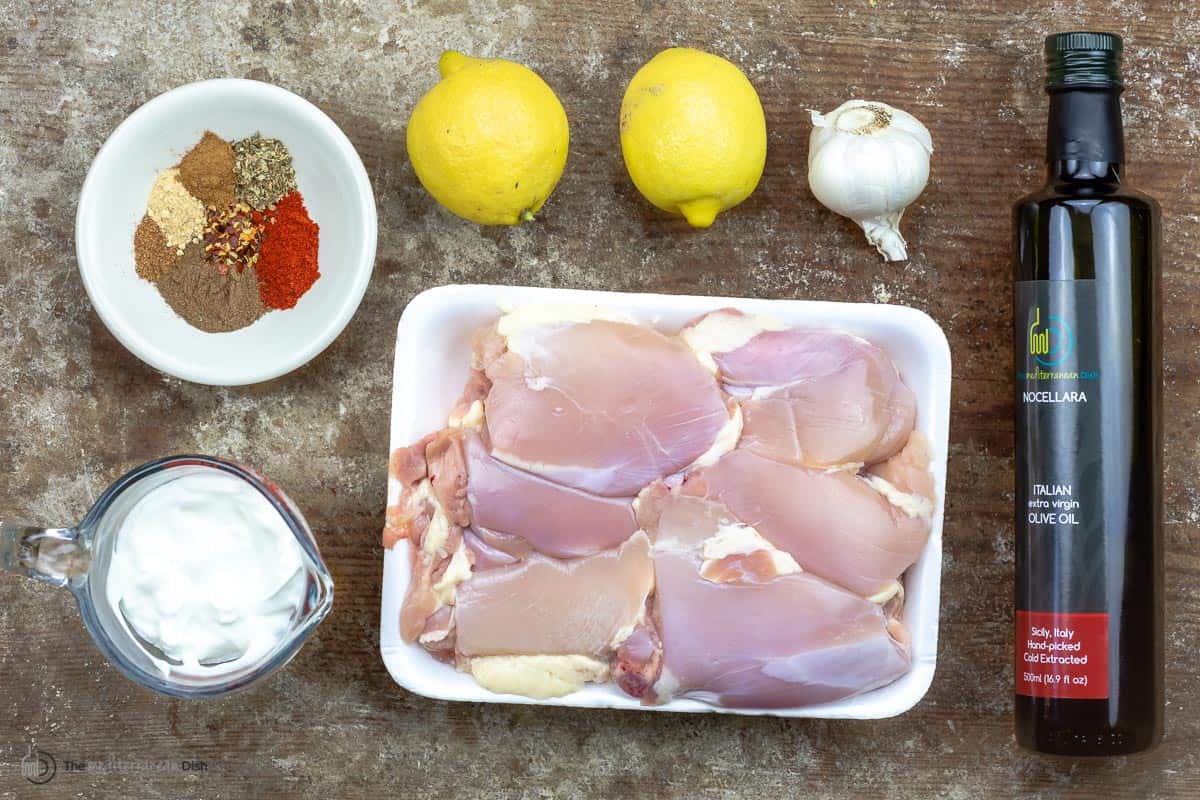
<box><xmin>808</xmin><ymin>100</ymin><xmax>933</xmax><ymax>261</ymax></box>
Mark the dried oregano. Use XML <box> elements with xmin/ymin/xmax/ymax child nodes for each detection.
<box><xmin>232</xmin><ymin>133</ymin><xmax>297</xmax><ymax>209</ymax></box>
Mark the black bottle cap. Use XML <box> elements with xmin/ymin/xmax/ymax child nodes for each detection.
<box><xmin>1045</xmin><ymin>32</ymin><xmax>1124</xmax><ymax>91</ymax></box>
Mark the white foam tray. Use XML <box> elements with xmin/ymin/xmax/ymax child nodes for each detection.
<box><xmin>380</xmin><ymin>284</ymin><xmax>951</xmax><ymax>718</ymax></box>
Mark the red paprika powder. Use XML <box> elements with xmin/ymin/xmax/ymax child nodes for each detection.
<box><xmin>254</xmin><ymin>191</ymin><xmax>320</xmax><ymax>309</ymax></box>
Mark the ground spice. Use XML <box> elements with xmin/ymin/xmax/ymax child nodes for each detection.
<box><xmin>157</xmin><ymin>241</ymin><xmax>267</xmax><ymax>333</ymax></box>
<box><xmin>203</xmin><ymin>202</ymin><xmax>265</xmax><ymax>274</ymax></box>
<box><xmin>233</xmin><ymin>134</ymin><xmax>297</xmax><ymax>209</ymax></box>
<box><xmin>146</xmin><ymin>167</ymin><xmax>205</xmax><ymax>253</ymax></box>
<box><xmin>177</xmin><ymin>131</ymin><xmax>236</xmax><ymax>208</ymax></box>
<box><xmin>253</xmin><ymin>191</ymin><xmax>320</xmax><ymax>310</ymax></box>
<box><xmin>133</xmin><ymin>215</ymin><xmax>178</xmax><ymax>282</ymax></box>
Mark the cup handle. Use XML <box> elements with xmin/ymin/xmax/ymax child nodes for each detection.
<box><xmin>0</xmin><ymin>523</ymin><xmax>88</xmax><ymax>587</ymax></box>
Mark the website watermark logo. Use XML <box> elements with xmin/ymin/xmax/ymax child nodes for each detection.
<box><xmin>13</xmin><ymin>743</ymin><xmax>209</xmax><ymax>783</ymax></box>
<box><xmin>21</xmin><ymin>745</ymin><xmax>56</xmax><ymax>785</ymax></box>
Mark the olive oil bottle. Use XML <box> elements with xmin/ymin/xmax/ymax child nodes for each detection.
<box><xmin>1012</xmin><ymin>32</ymin><xmax>1163</xmax><ymax>755</ymax></box>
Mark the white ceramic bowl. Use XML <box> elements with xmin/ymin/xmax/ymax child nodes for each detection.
<box><xmin>76</xmin><ymin>79</ymin><xmax>377</xmax><ymax>386</ymax></box>
<box><xmin>381</xmin><ymin>284</ymin><xmax>951</xmax><ymax>719</ymax></box>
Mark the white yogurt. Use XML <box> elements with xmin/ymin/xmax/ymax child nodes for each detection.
<box><xmin>105</xmin><ymin>470</ymin><xmax>307</xmax><ymax>673</ymax></box>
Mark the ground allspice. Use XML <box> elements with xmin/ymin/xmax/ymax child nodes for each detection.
<box><xmin>157</xmin><ymin>241</ymin><xmax>267</xmax><ymax>333</ymax></box>
<box><xmin>133</xmin><ymin>215</ymin><xmax>179</xmax><ymax>281</ymax></box>
<box><xmin>178</xmin><ymin>131</ymin><xmax>236</xmax><ymax>208</ymax></box>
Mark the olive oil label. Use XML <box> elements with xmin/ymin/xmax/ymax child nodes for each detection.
<box><xmin>1015</xmin><ymin>279</ymin><xmax>1112</xmax><ymax>699</ymax></box>
<box><xmin>1016</xmin><ymin>611</ymin><xmax>1109</xmax><ymax>699</ymax></box>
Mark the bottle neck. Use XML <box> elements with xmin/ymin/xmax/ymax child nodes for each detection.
<box><xmin>1046</xmin><ymin>88</ymin><xmax>1125</xmax><ymax>184</ymax></box>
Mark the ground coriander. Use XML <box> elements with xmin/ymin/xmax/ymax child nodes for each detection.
<box><xmin>133</xmin><ymin>215</ymin><xmax>178</xmax><ymax>281</ymax></box>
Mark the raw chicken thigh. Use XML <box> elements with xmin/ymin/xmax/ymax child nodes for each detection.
<box><xmin>682</xmin><ymin>308</ymin><xmax>917</xmax><ymax>469</ymax></box>
<box><xmin>480</xmin><ymin>307</ymin><xmax>735</xmax><ymax>496</ymax></box>
<box><xmin>623</xmin><ymin>487</ymin><xmax>913</xmax><ymax>707</ymax></box>
<box><xmin>455</xmin><ymin>532</ymin><xmax>653</xmax><ymax>658</ymax></box>
<box><xmin>463</xmin><ymin>432</ymin><xmax>638</xmax><ymax>559</ymax></box>
<box><xmin>652</xmin><ymin>549</ymin><xmax>909</xmax><ymax>707</ymax></box>
<box><xmin>682</xmin><ymin>448</ymin><xmax>931</xmax><ymax>599</ymax></box>
<box><xmin>383</xmin><ymin>303</ymin><xmax>935</xmax><ymax>709</ymax></box>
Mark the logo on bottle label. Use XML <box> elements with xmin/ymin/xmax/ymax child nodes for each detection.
<box><xmin>1028</xmin><ymin>307</ymin><xmax>1075</xmax><ymax>367</ymax></box>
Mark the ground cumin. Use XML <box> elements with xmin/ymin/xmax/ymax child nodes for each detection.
<box><xmin>178</xmin><ymin>131</ymin><xmax>236</xmax><ymax>208</ymax></box>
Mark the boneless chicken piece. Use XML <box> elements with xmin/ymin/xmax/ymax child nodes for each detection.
<box><xmin>481</xmin><ymin>306</ymin><xmax>733</xmax><ymax>497</ymax></box>
<box><xmin>634</xmin><ymin>488</ymin><xmax>909</xmax><ymax>708</ymax></box>
<box><xmin>463</xmin><ymin>432</ymin><xmax>639</xmax><ymax>559</ymax></box>
<box><xmin>652</xmin><ymin>550</ymin><xmax>910</xmax><ymax>707</ymax></box>
<box><xmin>385</xmin><ymin>430</ymin><xmax>473</xmax><ymax>645</ymax></box>
<box><xmin>682</xmin><ymin>308</ymin><xmax>917</xmax><ymax>469</ymax></box>
<box><xmin>683</xmin><ymin>448</ymin><xmax>931</xmax><ymax>599</ymax></box>
<box><xmin>455</xmin><ymin>532</ymin><xmax>654</xmax><ymax>658</ymax></box>
<box><xmin>389</xmin><ymin>428</ymin><xmax>639</xmax><ymax>562</ymax></box>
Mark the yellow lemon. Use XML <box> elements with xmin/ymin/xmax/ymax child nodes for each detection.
<box><xmin>620</xmin><ymin>48</ymin><xmax>767</xmax><ymax>228</ymax></box>
<box><xmin>407</xmin><ymin>51</ymin><xmax>569</xmax><ymax>225</ymax></box>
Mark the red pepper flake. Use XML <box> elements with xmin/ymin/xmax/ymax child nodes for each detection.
<box><xmin>203</xmin><ymin>202</ymin><xmax>265</xmax><ymax>275</ymax></box>
<box><xmin>253</xmin><ymin>191</ymin><xmax>320</xmax><ymax>310</ymax></box>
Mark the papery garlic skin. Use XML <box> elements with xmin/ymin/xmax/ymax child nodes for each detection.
<box><xmin>808</xmin><ymin>101</ymin><xmax>933</xmax><ymax>261</ymax></box>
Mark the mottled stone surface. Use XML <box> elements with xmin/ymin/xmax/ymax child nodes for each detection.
<box><xmin>1</xmin><ymin>1</ymin><xmax>1198</xmax><ymax>797</ymax></box>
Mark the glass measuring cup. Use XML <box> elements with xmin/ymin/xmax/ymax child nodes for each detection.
<box><xmin>0</xmin><ymin>455</ymin><xmax>334</xmax><ymax>698</ymax></box>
